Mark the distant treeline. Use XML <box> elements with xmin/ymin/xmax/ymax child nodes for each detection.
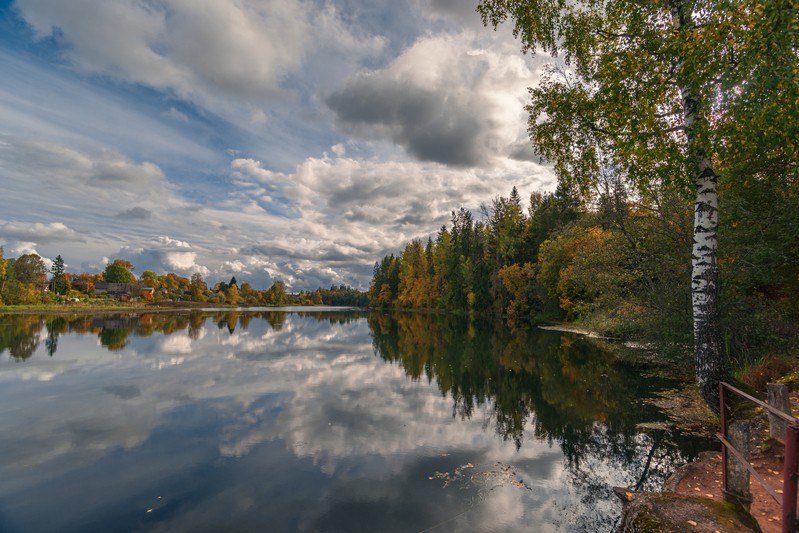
<box><xmin>0</xmin><ymin>250</ymin><xmax>367</xmax><ymax>308</ymax></box>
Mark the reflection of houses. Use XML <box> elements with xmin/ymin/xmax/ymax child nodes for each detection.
<box><xmin>91</xmin><ymin>316</ymin><xmax>134</xmax><ymax>329</ymax></box>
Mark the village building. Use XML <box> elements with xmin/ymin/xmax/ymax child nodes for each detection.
<box><xmin>94</xmin><ymin>282</ymin><xmax>139</xmax><ymax>301</ymax></box>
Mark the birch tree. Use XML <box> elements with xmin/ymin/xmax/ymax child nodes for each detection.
<box><xmin>478</xmin><ymin>0</ymin><xmax>798</xmax><ymax>409</ymax></box>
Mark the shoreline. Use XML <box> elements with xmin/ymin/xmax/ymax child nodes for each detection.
<box><xmin>537</xmin><ymin>322</ymin><xmax>609</xmax><ymax>338</ymax></box>
<box><xmin>0</xmin><ymin>303</ymin><xmax>365</xmax><ymax>315</ymax></box>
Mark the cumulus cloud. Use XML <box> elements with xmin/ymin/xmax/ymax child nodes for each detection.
<box><xmin>13</xmin><ymin>0</ymin><xmax>384</xmax><ymax>114</ymax></box>
<box><xmin>1</xmin><ymin>0</ymin><xmax>559</xmax><ymax>292</ymax></box>
<box><xmin>0</xmin><ymin>221</ymin><xmax>83</xmax><ymax>243</ymax></box>
<box><xmin>224</xmin><ymin>146</ymin><xmax>555</xmax><ymax>290</ymax></box>
<box><xmin>6</xmin><ymin>241</ymin><xmax>40</xmax><ymax>257</ymax></box>
<box><xmin>327</xmin><ymin>76</ymin><xmax>488</xmax><ymax>166</ymax></box>
<box><xmin>418</xmin><ymin>0</ymin><xmax>484</xmax><ymax>28</ymax></box>
<box><xmin>326</xmin><ymin>32</ymin><xmax>545</xmax><ymax>167</ymax></box>
<box><xmin>116</xmin><ymin>236</ymin><xmax>210</xmax><ymax>278</ymax></box>
<box><xmin>14</xmin><ymin>0</ymin><xmax>301</xmax><ymax>103</ymax></box>
<box><xmin>0</xmin><ymin>131</ymin><xmax>554</xmax><ymax>291</ymax></box>
<box><xmin>0</xmin><ymin>135</ymin><xmax>171</xmax><ymax>203</ymax></box>
<box><xmin>234</xmin><ymin>149</ymin><xmax>553</xmax><ymax>236</ymax></box>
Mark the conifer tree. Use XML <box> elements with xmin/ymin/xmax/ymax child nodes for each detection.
<box><xmin>50</xmin><ymin>255</ymin><xmax>68</xmax><ymax>295</ymax></box>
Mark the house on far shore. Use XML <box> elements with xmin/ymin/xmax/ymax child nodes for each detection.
<box><xmin>94</xmin><ymin>282</ymin><xmax>133</xmax><ymax>300</ymax></box>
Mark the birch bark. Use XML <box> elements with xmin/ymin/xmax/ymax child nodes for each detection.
<box><xmin>668</xmin><ymin>0</ymin><xmax>726</xmax><ymax>411</ymax></box>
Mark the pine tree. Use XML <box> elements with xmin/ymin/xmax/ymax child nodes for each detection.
<box><xmin>50</xmin><ymin>255</ymin><xmax>68</xmax><ymax>295</ymax></box>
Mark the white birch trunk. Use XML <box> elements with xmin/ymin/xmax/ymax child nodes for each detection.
<box><xmin>669</xmin><ymin>0</ymin><xmax>726</xmax><ymax>411</ymax></box>
<box><xmin>691</xmin><ymin>158</ymin><xmax>724</xmax><ymax>411</ymax></box>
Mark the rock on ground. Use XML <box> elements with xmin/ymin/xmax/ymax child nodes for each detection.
<box><xmin>618</xmin><ymin>490</ymin><xmax>761</xmax><ymax>532</ymax></box>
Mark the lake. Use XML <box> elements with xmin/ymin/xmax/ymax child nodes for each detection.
<box><xmin>0</xmin><ymin>309</ymin><xmax>710</xmax><ymax>532</ymax></box>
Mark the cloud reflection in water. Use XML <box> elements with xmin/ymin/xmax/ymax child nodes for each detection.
<box><xmin>0</xmin><ymin>311</ymin><xmax>707</xmax><ymax>532</ymax></box>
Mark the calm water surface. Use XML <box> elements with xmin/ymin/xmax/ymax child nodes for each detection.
<box><xmin>0</xmin><ymin>310</ymin><xmax>709</xmax><ymax>532</ymax></box>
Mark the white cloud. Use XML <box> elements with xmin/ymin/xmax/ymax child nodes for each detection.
<box><xmin>0</xmin><ymin>130</ymin><xmax>554</xmax><ymax>291</ymax></box>
<box><xmin>223</xmin><ymin>260</ymin><xmax>249</xmax><ymax>274</ymax></box>
<box><xmin>0</xmin><ymin>221</ymin><xmax>82</xmax><ymax>244</ymax></box>
<box><xmin>154</xmin><ymin>236</ymin><xmax>191</xmax><ymax>249</ymax></box>
<box><xmin>7</xmin><ymin>241</ymin><xmax>39</xmax><ymax>257</ymax></box>
<box><xmin>220</xmin><ymin>147</ymin><xmax>557</xmax><ymax>289</ymax></box>
<box><xmin>118</xmin><ymin>236</ymin><xmax>210</xmax><ymax>278</ymax></box>
<box><xmin>330</xmin><ymin>143</ymin><xmax>346</xmax><ymax>157</ymax></box>
<box><xmin>0</xmin><ymin>135</ymin><xmax>172</xmax><ymax>204</ymax></box>
<box><xmin>326</xmin><ymin>32</ymin><xmax>548</xmax><ymax>167</ymax></box>
<box><xmin>249</xmin><ymin>109</ymin><xmax>268</xmax><ymax>126</ymax></box>
<box><xmin>233</xmin><ymin>148</ymin><xmax>555</xmax><ymax>251</ymax></box>
<box><xmin>160</xmin><ymin>334</ymin><xmax>194</xmax><ymax>355</ymax></box>
<box><xmin>0</xmin><ymin>49</ymin><xmax>219</xmax><ymax>166</ymax></box>
<box><xmin>13</xmin><ymin>0</ymin><xmax>384</xmax><ymax>115</ymax></box>
<box><xmin>1</xmin><ymin>0</ymin><xmax>560</xmax><ymax>291</ymax></box>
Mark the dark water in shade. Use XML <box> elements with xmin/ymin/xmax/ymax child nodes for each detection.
<box><xmin>0</xmin><ymin>310</ymin><xmax>711</xmax><ymax>532</ymax></box>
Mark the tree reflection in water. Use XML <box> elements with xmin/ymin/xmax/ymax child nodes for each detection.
<box><xmin>0</xmin><ymin>310</ymin><xmax>370</xmax><ymax>360</ymax></box>
<box><xmin>0</xmin><ymin>309</ymin><xmax>709</xmax><ymax>531</ymax></box>
<box><xmin>368</xmin><ymin>311</ymin><xmax>710</xmax><ymax>531</ymax></box>
<box><xmin>0</xmin><ymin>314</ymin><xmax>43</xmax><ymax>360</ymax></box>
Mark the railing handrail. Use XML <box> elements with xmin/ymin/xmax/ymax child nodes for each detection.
<box><xmin>717</xmin><ymin>432</ymin><xmax>785</xmax><ymax>505</ymax></box>
<box><xmin>721</xmin><ymin>381</ymin><xmax>799</xmax><ymax>426</ymax></box>
<box><xmin>719</xmin><ymin>381</ymin><xmax>798</xmax><ymax>533</ymax></box>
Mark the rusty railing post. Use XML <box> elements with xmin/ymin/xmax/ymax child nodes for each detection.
<box><xmin>783</xmin><ymin>425</ymin><xmax>799</xmax><ymax>533</ymax></box>
<box><xmin>721</xmin><ymin>382</ymin><xmax>728</xmax><ymax>494</ymax></box>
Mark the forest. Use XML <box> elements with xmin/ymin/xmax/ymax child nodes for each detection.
<box><xmin>370</xmin><ymin>179</ymin><xmax>798</xmax><ymax>365</ymax></box>
<box><xmin>372</xmin><ymin>0</ymin><xmax>798</xmax><ymax>396</ymax></box>
<box><xmin>468</xmin><ymin>0</ymin><xmax>797</xmax><ymax>408</ymax></box>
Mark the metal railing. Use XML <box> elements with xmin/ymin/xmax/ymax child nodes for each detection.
<box><xmin>719</xmin><ymin>381</ymin><xmax>799</xmax><ymax>533</ymax></box>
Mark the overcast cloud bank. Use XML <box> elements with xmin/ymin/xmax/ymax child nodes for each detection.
<box><xmin>0</xmin><ymin>0</ymin><xmax>555</xmax><ymax>290</ymax></box>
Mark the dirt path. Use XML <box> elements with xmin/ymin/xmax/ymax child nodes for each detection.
<box><xmin>669</xmin><ymin>446</ymin><xmax>786</xmax><ymax>532</ymax></box>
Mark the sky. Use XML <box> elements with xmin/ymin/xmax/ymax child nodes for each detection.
<box><xmin>0</xmin><ymin>0</ymin><xmax>556</xmax><ymax>291</ymax></box>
